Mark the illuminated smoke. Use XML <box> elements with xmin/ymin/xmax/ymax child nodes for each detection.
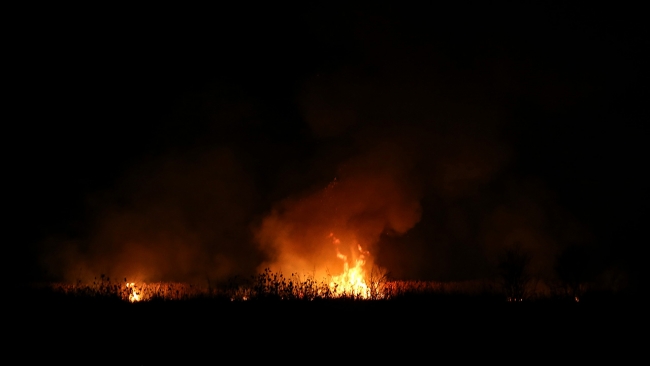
<box><xmin>256</xmin><ymin>155</ymin><xmax>422</xmax><ymax>280</ymax></box>
<box><xmin>37</xmin><ymin>13</ymin><xmax>596</xmax><ymax>286</ymax></box>
<box><xmin>42</xmin><ymin>148</ymin><xmax>260</xmax><ymax>284</ymax></box>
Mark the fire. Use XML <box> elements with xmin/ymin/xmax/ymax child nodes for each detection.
<box><xmin>328</xmin><ymin>233</ymin><xmax>370</xmax><ymax>298</ymax></box>
<box><xmin>125</xmin><ymin>282</ymin><xmax>141</xmax><ymax>302</ymax></box>
<box><xmin>254</xmin><ymin>174</ymin><xmax>420</xmax><ymax>300</ymax></box>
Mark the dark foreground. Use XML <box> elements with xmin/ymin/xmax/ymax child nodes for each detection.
<box><xmin>8</xmin><ymin>286</ymin><xmax>641</xmax><ymax>362</ymax></box>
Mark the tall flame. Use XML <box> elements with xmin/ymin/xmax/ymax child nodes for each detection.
<box><xmin>328</xmin><ymin>232</ymin><xmax>370</xmax><ymax>298</ymax></box>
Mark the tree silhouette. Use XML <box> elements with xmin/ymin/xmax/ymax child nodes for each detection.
<box><xmin>498</xmin><ymin>243</ymin><xmax>532</xmax><ymax>301</ymax></box>
<box><xmin>555</xmin><ymin>245</ymin><xmax>599</xmax><ymax>301</ymax></box>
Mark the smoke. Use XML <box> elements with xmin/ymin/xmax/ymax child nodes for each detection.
<box><xmin>256</xmin><ymin>151</ymin><xmax>422</xmax><ymax>278</ymax></box>
<box><xmin>256</xmin><ymin>29</ymin><xmax>588</xmax><ymax>282</ymax></box>
<box><xmin>42</xmin><ymin>148</ymin><xmax>260</xmax><ymax>283</ymax></box>
<box><xmin>38</xmin><ymin>9</ymin><xmax>598</xmax><ymax>285</ymax></box>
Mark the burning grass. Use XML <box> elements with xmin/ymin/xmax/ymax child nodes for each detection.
<box><xmin>43</xmin><ymin>269</ymin><xmax>514</xmax><ymax>303</ymax></box>
<box><xmin>49</xmin><ymin>275</ymin><xmax>208</xmax><ymax>302</ymax></box>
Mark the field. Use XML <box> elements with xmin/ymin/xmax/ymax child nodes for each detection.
<box><xmin>9</xmin><ymin>270</ymin><xmax>638</xmax><ymax>362</ymax></box>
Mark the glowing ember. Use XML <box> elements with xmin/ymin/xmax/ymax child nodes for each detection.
<box><xmin>328</xmin><ymin>233</ymin><xmax>370</xmax><ymax>298</ymax></box>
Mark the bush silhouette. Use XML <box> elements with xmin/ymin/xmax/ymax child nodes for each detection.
<box><xmin>498</xmin><ymin>243</ymin><xmax>532</xmax><ymax>301</ymax></box>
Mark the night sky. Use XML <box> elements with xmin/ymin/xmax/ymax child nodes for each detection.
<box><xmin>9</xmin><ymin>4</ymin><xmax>646</xmax><ymax>292</ymax></box>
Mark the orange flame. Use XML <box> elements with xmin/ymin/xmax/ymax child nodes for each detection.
<box><xmin>125</xmin><ymin>282</ymin><xmax>141</xmax><ymax>302</ymax></box>
<box><xmin>328</xmin><ymin>233</ymin><xmax>370</xmax><ymax>298</ymax></box>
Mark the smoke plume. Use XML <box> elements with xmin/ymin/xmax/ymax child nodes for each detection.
<box><xmin>42</xmin><ymin>148</ymin><xmax>260</xmax><ymax>283</ymax></box>
<box><xmin>256</xmin><ymin>152</ymin><xmax>422</xmax><ymax>279</ymax></box>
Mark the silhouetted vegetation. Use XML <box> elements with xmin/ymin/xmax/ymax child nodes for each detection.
<box><xmin>553</xmin><ymin>244</ymin><xmax>605</xmax><ymax>301</ymax></box>
<box><xmin>498</xmin><ymin>243</ymin><xmax>532</xmax><ymax>301</ymax></box>
<box><xmin>22</xmin><ymin>262</ymin><xmax>632</xmax><ymax>303</ymax></box>
<box><xmin>33</xmin><ymin>269</ymin><xmax>494</xmax><ymax>304</ymax></box>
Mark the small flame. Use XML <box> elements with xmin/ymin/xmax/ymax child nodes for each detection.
<box><xmin>126</xmin><ymin>283</ymin><xmax>141</xmax><ymax>302</ymax></box>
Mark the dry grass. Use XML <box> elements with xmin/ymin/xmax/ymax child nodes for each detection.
<box><xmin>46</xmin><ymin>269</ymin><xmax>586</xmax><ymax>303</ymax></box>
<box><xmin>50</xmin><ymin>276</ymin><xmax>207</xmax><ymax>302</ymax></box>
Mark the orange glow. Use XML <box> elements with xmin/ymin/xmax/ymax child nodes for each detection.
<box><xmin>48</xmin><ymin>280</ymin><xmax>208</xmax><ymax>302</ymax></box>
<box><xmin>328</xmin><ymin>232</ymin><xmax>370</xmax><ymax>298</ymax></box>
<box><xmin>125</xmin><ymin>282</ymin><xmax>141</xmax><ymax>302</ymax></box>
<box><xmin>254</xmin><ymin>174</ymin><xmax>422</xmax><ymax>300</ymax></box>
<box><xmin>49</xmin><ymin>277</ymin><xmax>504</xmax><ymax>302</ymax></box>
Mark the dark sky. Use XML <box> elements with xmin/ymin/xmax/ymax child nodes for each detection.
<box><xmin>9</xmin><ymin>4</ymin><xmax>647</xmax><ymax>289</ymax></box>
